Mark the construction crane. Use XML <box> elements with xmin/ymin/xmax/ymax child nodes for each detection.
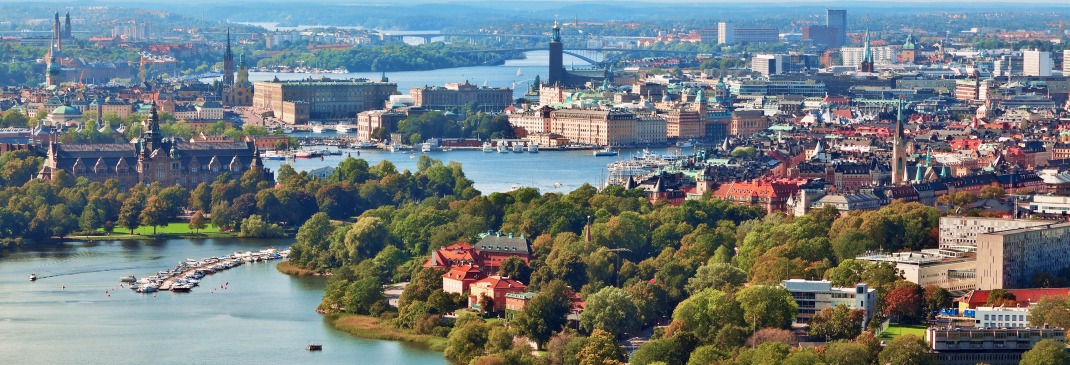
<box><xmin>1047</xmin><ymin>21</ymin><xmax>1067</xmax><ymax>42</ymax></box>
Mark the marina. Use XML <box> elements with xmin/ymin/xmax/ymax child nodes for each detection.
<box><xmin>129</xmin><ymin>248</ymin><xmax>288</xmax><ymax>293</ymax></box>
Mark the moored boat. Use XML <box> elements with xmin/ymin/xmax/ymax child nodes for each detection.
<box><xmin>120</xmin><ymin>275</ymin><xmax>137</xmax><ymax>283</ymax></box>
<box><xmin>481</xmin><ymin>142</ymin><xmax>494</xmax><ymax>153</ymax></box>
<box><xmin>593</xmin><ymin>147</ymin><xmax>618</xmax><ymax>157</ymax></box>
<box><xmin>528</xmin><ymin>143</ymin><xmax>539</xmax><ymax>153</ymax></box>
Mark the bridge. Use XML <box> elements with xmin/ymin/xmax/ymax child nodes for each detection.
<box><xmin>451</xmin><ymin>48</ymin><xmax>708</xmax><ymax>66</ymax></box>
<box><xmin>375</xmin><ymin>32</ymin><xmax>583</xmax><ymax>44</ymax></box>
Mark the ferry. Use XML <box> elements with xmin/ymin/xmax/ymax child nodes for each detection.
<box><xmin>528</xmin><ymin>143</ymin><xmax>539</xmax><ymax>153</ymax></box>
<box><xmin>261</xmin><ymin>151</ymin><xmax>287</xmax><ymax>160</ymax></box>
<box><xmin>335</xmin><ymin>124</ymin><xmax>353</xmax><ymax>134</ymax></box>
<box><xmin>593</xmin><ymin>147</ymin><xmax>618</xmax><ymax>157</ymax></box>
<box><xmin>482</xmin><ymin>142</ymin><xmax>494</xmax><ymax>153</ymax></box>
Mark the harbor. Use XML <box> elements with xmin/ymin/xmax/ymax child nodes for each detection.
<box><xmin>128</xmin><ymin>248</ymin><xmax>288</xmax><ymax>294</ymax></box>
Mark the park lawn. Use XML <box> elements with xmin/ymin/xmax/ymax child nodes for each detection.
<box><xmin>95</xmin><ymin>221</ymin><xmax>230</xmax><ymax>235</ymax></box>
<box><xmin>879</xmin><ymin>323</ymin><xmax>928</xmax><ymax>341</ymax></box>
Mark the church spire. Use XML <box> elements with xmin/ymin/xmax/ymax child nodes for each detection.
<box><xmin>859</xmin><ymin>30</ymin><xmax>875</xmax><ymax>73</ymax></box>
<box><xmin>222</xmin><ymin>27</ymin><xmax>235</xmax><ymax>85</ymax></box>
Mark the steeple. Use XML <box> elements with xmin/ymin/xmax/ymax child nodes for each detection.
<box><xmin>551</xmin><ymin>21</ymin><xmax>561</xmax><ymax>43</ymax></box>
<box><xmin>222</xmin><ymin>27</ymin><xmax>235</xmax><ymax>85</ymax></box>
<box><xmin>859</xmin><ymin>30</ymin><xmax>874</xmax><ymax>72</ymax></box>
<box><xmin>53</xmin><ymin>12</ymin><xmax>62</xmax><ymax>51</ymax></box>
<box><xmin>891</xmin><ymin>98</ymin><xmax>907</xmax><ymax>184</ymax></box>
<box><xmin>64</xmin><ymin>12</ymin><xmax>71</xmax><ymax>38</ymax></box>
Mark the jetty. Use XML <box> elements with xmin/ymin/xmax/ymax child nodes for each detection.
<box><xmin>131</xmin><ymin>248</ymin><xmax>288</xmax><ymax>293</ymax></box>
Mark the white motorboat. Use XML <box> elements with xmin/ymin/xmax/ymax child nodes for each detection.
<box><xmin>512</xmin><ymin>143</ymin><xmax>524</xmax><ymax>153</ymax></box>
<box><xmin>357</xmin><ymin>140</ymin><xmax>375</xmax><ymax>149</ymax></box>
<box><xmin>528</xmin><ymin>143</ymin><xmax>539</xmax><ymax>153</ymax></box>
<box><xmin>593</xmin><ymin>147</ymin><xmax>618</xmax><ymax>157</ymax></box>
<box><xmin>311</xmin><ymin>125</ymin><xmax>325</xmax><ymax>134</ymax></box>
<box><xmin>335</xmin><ymin>124</ymin><xmax>352</xmax><ymax>134</ymax></box>
<box><xmin>421</xmin><ymin>143</ymin><xmax>432</xmax><ymax>153</ymax></box>
<box><xmin>497</xmin><ymin>141</ymin><xmax>509</xmax><ymax>153</ymax></box>
<box><xmin>281</xmin><ymin>127</ymin><xmax>294</xmax><ymax>134</ymax></box>
<box><xmin>261</xmin><ymin>150</ymin><xmax>287</xmax><ymax>160</ymax></box>
<box><xmin>29</xmin><ymin>273</ymin><xmax>37</xmax><ymax>281</ymax></box>
<box><xmin>482</xmin><ymin>142</ymin><xmax>494</xmax><ymax>153</ymax></box>
<box><xmin>137</xmin><ymin>284</ymin><xmax>158</xmax><ymax>293</ymax></box>
<box><xmin>120</xmin><ymin>275</ymin><xmax>137</xmax><ymax>283</ymax></box>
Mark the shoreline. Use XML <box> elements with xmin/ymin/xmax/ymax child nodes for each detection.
<box><xmin>330</xmin><ymin>314</ymin><xmax>448</xmax><ymax>352</ymax></box>
<box><xmin>274</xmin><ymin>262</ymin><xmax>444</xmax><ymax>351</ymax></box>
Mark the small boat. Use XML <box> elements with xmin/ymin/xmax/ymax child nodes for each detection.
<box><xmin>482</xmin><ymin>142</ymin><xmax>494</xmax><ymax>153</ymax></box>
<box><xmin>593</xmin><ymin>147</ymin><xmax>618</xmax><ymax>157</ymax></box>
<box><xmin>282</xmin><ymin>127</ymin><xmax>294</xmax><ymax>134</ymax></box>
<box><xmin>497</xmin><ymin>142</ymin><xmax>509</xmax><ymax>153</ymax></box>
<box><xmin>137</xmin><ymin>285</ymin><xmax>158</xmax><ymax>293</ymax></box>
<box><xmin>676</xmin><ymin>140</ymin><xmax>694</xmax><ymax>148</ymax></box>
<box><xmin>357</xmin><ymin>140</ymin><xmax>375</xmax><ymax>149</ymax></box>
<box><xmin>29</xmin><ymin>273</ymin><xmax>37</xmax><ymax>281</ymax></box>
<box><xmin>440</xmin><ymin>147</ymin><xmax>453</xmax><ymax>152</ymax></box>
<box><xmin>306</xmin><ymin>344</ymin><xmax>323</xmax><ymax>351</ymax></box>
<box><xmin>261</xmin><ymin>151</ymin><xmax>286</xmax><ymax>160</ymax></box>
<box><xmin>171</xmin><ymin>284</ymin><xmax>193</xmax><ymax>293</ymax></box>
<box><xmin>421</xmin><ymin>143</ymin><xmax>432</xmax><ymax>153</ymax></box>
<box><xmin>311</xmin><ymin>125</ymin><xmax>325</xmax><ymax>134</ymax></box>
<box><xmin>512</xmin><ymin>143</ymin><xmax>524</xmax><ymax>153</ymax></box>
<box><xmin>516</xmin><ymin>68</ymin><xmax>522</xmax><ymax>77</ymax></box>
<box><xmin>335</xmin><ymin>124</ymin><xmax>352</xmax><ymax>134</ymax></box>
<box><xmin>528</xmin><ymin>143</ymin><xmax>539</xmax><ymax>153</ymax></box>
<box><xmin>120</xmin><ymin>275</ymin><xmax>137</xmax><ymax>283</ymax></box>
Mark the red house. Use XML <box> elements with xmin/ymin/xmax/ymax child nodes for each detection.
<box><xmin>442</xmin><ymin>265</ymin><xmax>486</xmax><ymax>295</ymax></box>
<box><xmin>468</xmin><ymin>276</ymin><xmax>527</xmax><ymax>312</ymax></box>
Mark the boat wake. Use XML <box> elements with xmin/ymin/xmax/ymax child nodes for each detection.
<box><xmin>37</xmin><ymin>265</ymin><xmax>157</xmax><ymax>280</ymax></box>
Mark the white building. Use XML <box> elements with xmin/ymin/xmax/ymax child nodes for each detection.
<box><xmin>974</xmin><ymin>306</ymin><xmax>1031</xmax><ymax>328</ymax></box>
<box><xmin>752</xmin><ymin>54</ymin><xmax>777</xmax><ymax>76</ymax></box>
<box><xmin>856</xmin><ymin>250</ymin><xmax>977</xmax><ymax>291</ymax></box>
<box><xmin>938</xmin><ymin>216</ymin><xmax>1050</xmax><ymax>251</ymax></box>
<box><xmin>1023</xmin><ymin>50</ymin><xmax>1052</xmax><ymax>77</ymax></box>
<box><xmin>1064</xmin><ymin>50</ymin><xmax>1070</xmax><ymax>74</ymax></box>
<box><xmin>781</xmin><ymin>279</ymin><xmax>876</xmax><ymax>327</ymax></box>
<box><xmin>718</xmin><ymin>22</ymin><xmax>734</xmax><ymax>45</ymax></box>
<box><xmin>1029</xmin><ymin>195</ymin><xmax>1070</xmax><ymax>215</ymax></box>
<box><xmin>841</xmin><ymin>46</ymin><xmax>898</xmax><ymax>67</ymax></box>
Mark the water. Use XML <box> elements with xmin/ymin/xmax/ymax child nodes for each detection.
<box><xmin>268</xmin><ymin>146</ymin><xmax>688</xmax><ymax>194</ymax></box>
<box><xmin>209</xmin><ymin>50</ymin><xmax>603</xmax><ymax>100</ymax></box>
<box><xmin>0</xmin><ymin>239</ymin><xmax>446</xmax><ymax>365</ymax></box>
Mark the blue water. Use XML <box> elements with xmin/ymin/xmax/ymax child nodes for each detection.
<box><xmin>0</xmin><ymin>239</ymin><xmax>446</xmax><ymax>365</ymax></box>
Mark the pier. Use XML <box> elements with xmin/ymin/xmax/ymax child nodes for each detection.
<box><xmin>131</xmin><ymin>248</ymin><xmax>288</xmax><ymax>293</ymax></box>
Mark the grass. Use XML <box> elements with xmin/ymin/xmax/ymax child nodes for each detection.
<box><xmin>332</xmin><ymin>314</ymin><xmax>448</xmax><ymax>351</ymax></box>
<box><xmin>276</xmin><ymin>261</ymin><xmax>322</xmax><ymax>276</ymax></box>
<box><xmin>879</xmin><ymin>323</ymin><xmax>928</xmax><ymax>341</ymax></box>
<box><xmin>73</xmin><ymin>222</ymin><xmax>239</xmax><ymax>241</ymax></box>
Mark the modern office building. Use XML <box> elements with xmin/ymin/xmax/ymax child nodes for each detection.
<box><xmin>926</xmin><ymin>327</ymin><xmax>1065</xmax><ymax>365</ymax></box>
<box><xmin>734</xmin><ymin>27</ymin><xmax>779</xmax><ymax>44</ymax></box>
<box><xmin>855</xmin><ymin>250</ymin><xmax>977</xmax><ymax>291</ymax></box>
<box><xmin>938</xmin><ymin>217</ymin><xmax>1050</xmax><ymax>251</ymax></box>
<box><xmin>1023</xmin><ymin>50</ymin><xmax>1052</xmax><ymax>77</ymax></box>
<box><xmin>975</xmin><ymin>222</ymin><xmax>1070</xmax><ymax>289</ymax></box>
<box><xmin>718</xmin><ymin>22</ymin><xmax>735</xmax><ymax>44</ymax></box>
<box><xmin>827</xmin><ymin>9</ymin><xmax>847</xmax><ymax>46</ymax></box>
<box><xmin>973</xmin><ymin>307</ymin><xmax>1032</xmax><ymax>329</ymax></box>
<box><xmin>841</xmin><ymin>46</ymin><xmax>898</xmax><ymax>67</ymax></box>
<box><xmin>752</xmin><ymin>54</ymin><xmax>777</xmax><ymax>76</ymax></box>
<box><xmin>781</xmin><ymin>279</ymin><xmax>877</xmax><ymax>327</ymax></box>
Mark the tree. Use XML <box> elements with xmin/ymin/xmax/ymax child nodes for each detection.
<box><xmin>289</xmin><ymin>212</ymin><xmax>335</xmax><ymax>270</ymax></box>
<box><xmin>580</xmin><ymin>287</ymin><xmax>642</xmax><ymax>339</ymax></box>
<box><xmin>138</xmin><ymin>196</ymin><xmax>169</xmax><ymax>235</ymax></box>
<box><xmin>671</xmin><ymin>288</ymin><xmax>743</xmax><ymax>342</ymax></box>
<box><xmin>238</xmin><ymin>215</ymin><xmax>286</xmax><ymax>238</ymax></box>
<box><xmin>686</xmin><ymin>262</ymin><xmax>747</xmax><ymax>294</ymax></box>
<box><xmin>1027</xmin><ymin>296</ymin><xmax>1070</xmax><ymax>329</ymax></box>
<box><xmin>823</xmin><ymin>341</ymin><xmax>871</xmax><ymax>365</ymax></box>
<box><xmin>746</xmin><ymin>327</ymin><xmax>798</xmax><ymax>348</ymax></box>
<box><xmin>546</xmin><ymin>329</ymin><xmax>587</xmax><ymax>365</ymax></box>
<box><xmin>499</xmin><ymin>256</ymin><xmax>533</xmax><ymax>284</ymax></box>
<box><xmin>808</xmin><ymin>305</ymin><xmax>864</xmax><ymax>341</ymax></box>
<box><xmin>884</xmin><ymin>283</ymin><xmax>924</xmax><ymax>323</ymax></box>
<box><xmin>922</xmin><ymin>285</ymin><xmax>952</xmax><ymax>319</ymax></box>
<box><xmin>513</xmin><ymin>280</ymin><xmax>571</xmax><ymax>348</ymax></box>
<box><xmin>985</xmin><ymin>289</ymin><xmax>1017</xmax><ymax>307</ymax></box>
<box><xmin>337</xmin><ymin>217</ymin><xmax>390</xmax><ymax>265</ymax></box>
<box><xmin>189</xmin><ymin>210</ymin><xmax>207</xmax><ymax>233</ymax></box>
<box><xmin>342</xmin><ymin>276</ymin><xmax>387</xmax><ymax>315</ymax></box>
<box><xmin>578</xmin><ymin>329</ymin><xmax>624</xmax><ymax>365</ymax></box>
<box><xmin>119</xmin><ymin>195</ymin><xmax>143</xmax><ymax>234</ymax></box>
<box><xmin>1020</xmin><ymin>339</ymin><xmax>1070</xmax><ymax>365</ymax></box>
<box><xmin>686</xmin><ymin>345</ymin><xmax>727</xmax><ymax>365</ymax></box>
<box><xmin>79</xmin><ymin>206</ymin><xmax>103</xmax><ymax>233</ymax></box>
<box><xmin>736</xmin><ymin>285</ymin><xmax>798</xmax><ymax>330</ymax></box>
<box><xmin>445</xmin><ymin>317</ymin><xmax>489</xmax><ymax>365</ymax></box>
<box><xmin>979</xmin><ymin>184</ymin><xmax>1006</xmax><ymax>199</ymax></box>
<box><xmin>877</xmin><ymin>335</ymin><xmax>936</xmax><ymax>365</ymax></box>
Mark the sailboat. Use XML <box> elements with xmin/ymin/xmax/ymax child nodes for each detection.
<box><xmin>516</xmin><ymin>68</ymin><xmax>522</xmax><ymax>77</ymax></box>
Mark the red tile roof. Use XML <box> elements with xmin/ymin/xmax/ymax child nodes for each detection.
<box><xmin>959</xmin><ymin>288</ymin><xmax>1070</xmax><ymax>308</ymax></box>
<box><xmin>472</xmin><ymin>276</ymin><xmax>527</xmax><ymax>290</ymax></box>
